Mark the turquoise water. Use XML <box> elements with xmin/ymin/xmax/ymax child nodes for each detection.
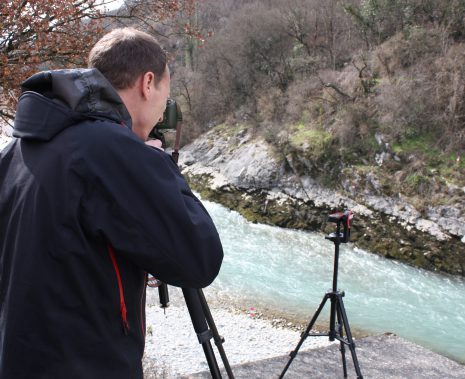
<box><xmin>203</xmin><ymin>199</ymin><xmax>465</xmax><ymax>363</ymax></box>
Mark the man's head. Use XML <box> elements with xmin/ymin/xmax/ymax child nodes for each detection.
<box><xmin>88</xmin><ymin>28</ymin><xmax>170</xmax><ymax>140</ymax></box>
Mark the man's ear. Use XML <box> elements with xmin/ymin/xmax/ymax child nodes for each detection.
<box><xmin>141</xmin><ymin>72</ymin><xmax>155</xmax><ymax>100</ymax></box>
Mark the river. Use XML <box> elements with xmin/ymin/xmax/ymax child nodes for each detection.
<box><xmin>202</xmin><ymin>198</ymin><xmax>465</xmax><ymax>364</ymax></box>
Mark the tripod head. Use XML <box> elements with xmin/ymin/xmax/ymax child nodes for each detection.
<box><xmin>326</xmin><ymin>210</ymin><xmax>353</xmax><ymax>243</ymax></box>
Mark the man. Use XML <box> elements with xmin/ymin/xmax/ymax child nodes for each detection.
<box><xmin>0</xmin><ymin>28</ymin><xmax>223</xmax><ymax>378</ymax></box>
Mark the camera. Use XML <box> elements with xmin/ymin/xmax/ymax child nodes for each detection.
<box><xmin>148</xmin><ymin>99</ymin><xmax>183</xmax><ymax>147</ymax></box>
<box><xmin>326</xmin><ymin>210</ymin><xmax>353</xmax><ymax>243</ymax></box>
<box><xmin>156</xmin><ymin>98</ymin><xmax>183</xmax><ymax>130</ymax></box>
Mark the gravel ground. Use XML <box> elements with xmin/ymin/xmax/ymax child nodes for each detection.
<box><xmin>142</xmin><ymin>286</ymin><xmax>333</xmax><ymax>378</ymax></box>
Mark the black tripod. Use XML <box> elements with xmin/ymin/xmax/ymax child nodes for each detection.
<box><xmin>148</xmin><ymin>103</ymin><xmax>234</xmax><ymax>379</ymax></box>
<box><xmin>152</xmin><ymin>281</ymin><xmax>234</xmax><ymax>379</ymax></box>
<box><xmin>279</xmin><ymin>210</ymin><xmax>363</xmax><ymax>379</ymax></box>
<box><xmin>183</xmin><ymin>287</ymin><xmax>234</xmax><ymax>379</ymax></box>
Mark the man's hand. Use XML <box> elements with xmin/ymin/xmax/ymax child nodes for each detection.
<box><xmin>145</xmin><ymin>139</ymin><xmax>164</xmax><ymax>150</ymax></box>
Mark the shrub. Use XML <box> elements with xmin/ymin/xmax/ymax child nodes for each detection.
<box><xmin>373</xmin><ymin>27</ymin><xmax>443</xmax><ymax>76</ymax></box>
<box><xmin>433</xmin><ymin>43</ymin><xmax>465</xmax><ymax>151</ymax></box>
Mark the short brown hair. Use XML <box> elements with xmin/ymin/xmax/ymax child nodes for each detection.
<box><xmin>88</xmin><ymin>27</ymin><xmax>167</xmax><ymax>89</ymax></box>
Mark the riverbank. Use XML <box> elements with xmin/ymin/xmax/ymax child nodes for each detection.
<box><xmin>142</xmin><ymin>287</ymin><xmax>465</xmax><ymax>378</ymax></box>
<box><xmin>178</xmin><ymin>125</ymin><xmax>465</xmax><ymax>276</ymax></box>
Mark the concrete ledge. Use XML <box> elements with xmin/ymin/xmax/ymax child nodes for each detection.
<box><xmin>182</xmin><ymin>334</ymin><xmax>465</xmax><ymax>378</ymax></box>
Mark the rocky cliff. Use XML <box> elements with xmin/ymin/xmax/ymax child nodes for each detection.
<box><xmin>179</xmin><ymin>124</ymin><xmax>465</xmax><ymax>276</ymax></box>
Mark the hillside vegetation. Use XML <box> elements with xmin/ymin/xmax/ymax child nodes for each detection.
<box><xmin>2</xmin><ymin>0</ymin><xmax>463</xmax><ymax>215</ymax></box>
<box><xmin>167</xmin><ymin>0</ymin><xmax>465</xmax><ymax>213</ymax></box>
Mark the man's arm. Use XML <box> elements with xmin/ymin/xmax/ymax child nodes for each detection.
<box><xmin>77</xmin><ymin>122</ymin><xmax>223</xmax><ymax>288</ymax></box>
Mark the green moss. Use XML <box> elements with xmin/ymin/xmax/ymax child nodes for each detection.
<box><xmin>211</xmin><ymin>123</ymin><xmax>249</xmax><ymax>138</ymax></box>
<box><xmin>289</xmin><ymin>124</ymin><xmax>332</xmax><ymax>154</ymax></box>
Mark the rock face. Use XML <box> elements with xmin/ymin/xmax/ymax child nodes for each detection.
<box><xmin>179</xmin><ymin>127</ymin><xmax>465</xmax><ymax>276</ymax></box>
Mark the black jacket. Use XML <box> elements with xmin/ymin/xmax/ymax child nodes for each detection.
<box><xmin>0</xmin><ymin>69</ymin><xmax>223</xmax><ymax>378</ymax></box>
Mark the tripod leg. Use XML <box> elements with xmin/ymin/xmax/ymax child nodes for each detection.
<box><xmin>336</xmin><ymin>294</ymin><xmax>363</xmax><ymax>379</ymax></box>
<box><xmin>336</xmin><ymin>300</ymin><xmax>348</xmax><ymax>378</ymax></box>
<box><xmin>182</xmin><ymin>288</ymin><xmax>222</xmax><ymax>379</ymax></box>
<box><xmin>329</xmin><ymin>296</ymin><xmax>337</xmax><ymax>341</ymax></box>
<box><xmin>197</xmin><ymin>289</ymin><xmax>235</xmax><ymax>379</ymax></box>
<box><xmin>279</xmin><ymin>293</ymin><xmax>331</xmax><ymax>379</ymax></box>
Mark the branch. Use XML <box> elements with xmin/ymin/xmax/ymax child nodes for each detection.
<box><xmin>310</xmin><ymin>95</ymin><xmax>337</xmax><ymax>104</ymax></box>
<box><xmin>0</xmin><ymin>109</ymin><xmax>14</xmax><ymax>120</ymax></box>
<box><xmin>352</xmin><ymin>60</ymin><xmax>372</xmax><ymax>94</ymax></box>
<box><xmin>318</xmin><ymin>77</ymin><xmax>354</xmax><ymax>101</ymax></box>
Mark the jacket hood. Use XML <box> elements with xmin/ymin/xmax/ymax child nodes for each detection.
<box><xmin>13</xmin><ymin>68</ymin><xmax>132</xmax><ymax>141</ymax></box>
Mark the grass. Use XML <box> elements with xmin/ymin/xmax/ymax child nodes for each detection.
<box><xmin>391</xmin><ymin>132</ymin><xmax>465</xmax><ymax>187</ymax></box>
<box><xmin>391</xmin><ymin>132</ymin><xmax>438</xmax><ymax>157</ymax></box>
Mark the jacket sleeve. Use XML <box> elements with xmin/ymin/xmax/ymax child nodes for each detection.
<box><xmin>76</xmin><ymin>122</ymin><xmax>223</xmax><ymax>288</ymax></box>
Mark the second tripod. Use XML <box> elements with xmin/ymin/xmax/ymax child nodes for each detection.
<box><xmin>279</xmin><ymin>210</ymin><xmax>363</xmax><ymax>379</ymax></box>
